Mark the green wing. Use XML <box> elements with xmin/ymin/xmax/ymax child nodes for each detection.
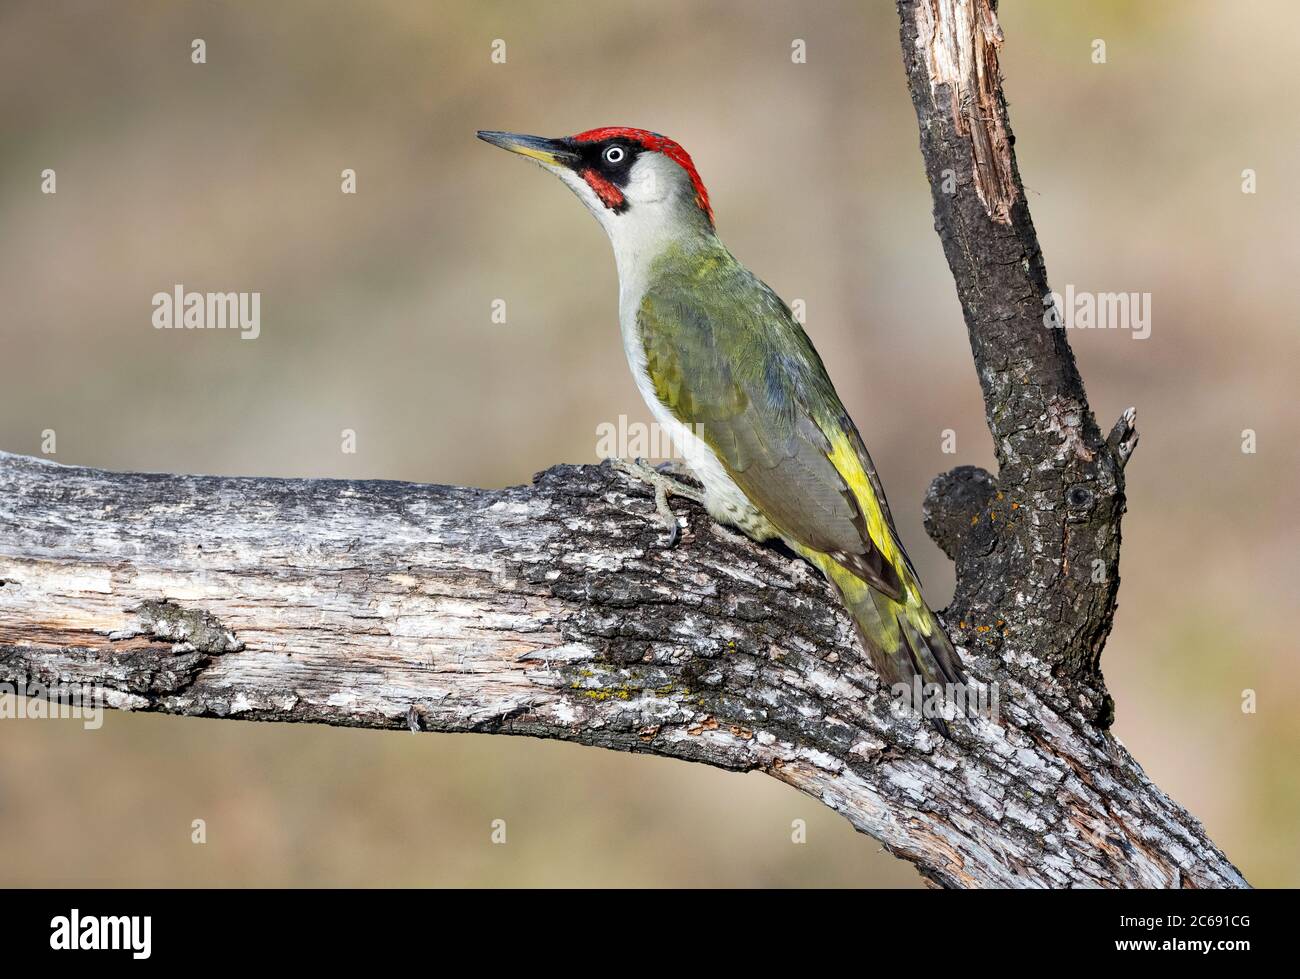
<box><xmin>638</xmin><ymin>253</ymin><xmax>916</xmax><ymax>599</ymax></box>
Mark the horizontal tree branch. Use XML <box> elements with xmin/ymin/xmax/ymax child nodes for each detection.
<box><xmin>0</xmin><ymin>451</ymin><xmax>1246</xmax><ymax>888</ymax></box>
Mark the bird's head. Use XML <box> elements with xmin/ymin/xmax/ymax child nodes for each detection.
<box><xmin>477</xmin><ymin>127</ymin><xmax>715</xmax><ymax>248</ymax></box>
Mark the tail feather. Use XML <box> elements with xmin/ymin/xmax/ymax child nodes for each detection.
<box><xmin>809</xmin><ymin>552</ymin><xmax>968</xmax><ymax>735</ymax></box>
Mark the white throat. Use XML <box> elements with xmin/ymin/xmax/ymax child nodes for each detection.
<box><xmin>549</xmin><ymin>153</ymin><xmax>709</xmax><ymax>317</ymax></box>
<box><xmin>546</xmin><ymin>150</ymin><xmax>752</xmax><ymax>530</ymax></box>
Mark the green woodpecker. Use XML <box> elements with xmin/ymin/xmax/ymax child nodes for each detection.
<box><xmin>479</xmin><ymin>127</ymin><xmax>968</xmax><ymax>731</ymax></box>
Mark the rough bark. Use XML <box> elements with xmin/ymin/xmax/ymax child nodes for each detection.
<box><xmin>0</xmin><ymin>0</ymin><xmax>1244</xmax><ymax>888</ymax></box>
<box><xmin>903</xmin><ymin>0</ymin><xmax>1135</xmax><ymax>726</ymax></box>
<box><xmin>0</xmin><ymin>451</ymin><xmax>1244</xmax><ymax>888</ymax></box>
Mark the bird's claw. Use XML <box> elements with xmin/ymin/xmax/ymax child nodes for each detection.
<box><xmin>653</xmin><ymin>481</ymin><xmax>681</xmax><ymax>547</ymax></box>
<box><xmin>611</xmin><ymin>457</ymin><xmax>702</xmax><ymax>548</ymax></box>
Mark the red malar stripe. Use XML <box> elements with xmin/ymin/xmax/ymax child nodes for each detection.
<box><xmin>580</xmin><ymin>169</ymin><xmax>625</xmax><ymax>210</ymax></box>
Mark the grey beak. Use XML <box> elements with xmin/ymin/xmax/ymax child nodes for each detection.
<box><xmin>476</xmin><ymin>130</ymin><xmax>578</xmax><ymax>168</ymax></box>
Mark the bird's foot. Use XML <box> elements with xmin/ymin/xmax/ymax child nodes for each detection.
<box><xmin>610</xmin><ymin>457</ymin><xmax>703</xmax><ymax>547</ymax></box>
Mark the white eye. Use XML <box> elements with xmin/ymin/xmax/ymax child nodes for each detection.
<box><xmin>603</xmin><ymin>145</ymin><xmax>626</xmax><ymax>165</ymax></box>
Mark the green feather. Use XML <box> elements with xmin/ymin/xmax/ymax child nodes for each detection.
<box><xmin>636</xmin><ymin>238</ymin><xmax>967</xmax><ymax>725</ymax></box>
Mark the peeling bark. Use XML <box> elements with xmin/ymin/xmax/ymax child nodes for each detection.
<box><xmin>914</xmin><ymin>0</ymin><xmax>1018</xmax><ymax>224</ymax></box>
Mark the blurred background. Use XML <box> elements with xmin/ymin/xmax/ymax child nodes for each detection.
<box><xmin>1</xmin><ymin>0</ymin><xmax>1296</xmax><ymax>887</ymax></box>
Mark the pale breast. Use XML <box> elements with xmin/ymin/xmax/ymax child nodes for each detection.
<box><xmin>618</xmin><ymin>301</ymin><xmax>776</xmax><ymax>543</ymax></box>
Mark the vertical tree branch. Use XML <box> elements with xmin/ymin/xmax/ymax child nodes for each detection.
<box><xmin>899</xmin><ymin>0</ymin><xmax>1134</xmax><ymax>724</ymax></box>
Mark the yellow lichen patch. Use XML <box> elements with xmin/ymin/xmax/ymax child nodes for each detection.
<box><xmin>582</xmin><ymin>687</ymin><xmax>632</xmax><ymax>702</ymax></box>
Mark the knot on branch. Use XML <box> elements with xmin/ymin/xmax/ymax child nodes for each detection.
<box><xmin>923</xmin><ymin>465</ymin><xmax>998</xmax><ymax>561</ymax></box>
<box><xmin>125</xmin><ymin>599</ymin><xmax>244</xmax><ymax>654</ymax></box>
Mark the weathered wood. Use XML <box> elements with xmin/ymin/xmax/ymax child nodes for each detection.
<box><xmin>0</xmin><ymin>451</ymin><xmax>1246</xmax><ymax>888</ymax></box>
<box><xmin>901</xmin><ymin>0</ymin><xmax>1130</xmax><ymax>726</ymax></box>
